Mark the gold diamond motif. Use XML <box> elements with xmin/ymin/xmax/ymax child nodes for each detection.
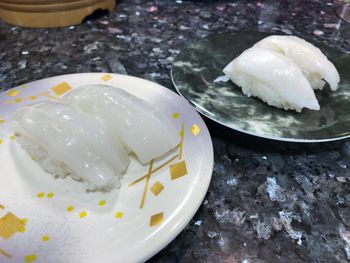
<box><xmin>6</xmin><ymin>90</ymin><xmax>20</xmax><ymax>97</ymax></box>
<box><xmin>150</xmin><ymin>181</ymin><xmax>164</xmax><ymax>196</ymax></box>
<box><xmin>150</xmin><ymin>212</ymin><xmax>164</xmax><ymax>227</ymax></box>
<box><xmin>170</xmin><ymin>160</ymin><xmax>187</xmax><ymax>180</ymax></box>
<box><xmin>101</xmin><ymin>74</ymin><xmax>112</xmax><ymax>81</ymax></box>
<box><xmin>190</xmin><ymin>124</ymin><xmax>201</xmax><ymax>136</ymax></box>
<box><xmin>51</xmin><ymin>82</ymin><xmax>72</xmax><ymax>96</ymax></box>
<box><xmin>25</xmin><ymin>254</ymin><xmax>37</xmax><ymax>262</ymax></box>
<box><xmin>0</xmin><ymin>212</ymin><xmax>26</xmax><ymax>239</ymax></box>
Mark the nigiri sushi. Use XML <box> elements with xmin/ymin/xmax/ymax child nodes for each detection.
<box><xmin>12</xmin><ymin>101</ymin><xmax>130</xmax><ymax>190</ymax></box>
<box><xmin>254</xmin><ymin>35</ymin><xmax>340</xmax><ymax>90</ymax></box>
<box><xmin>223</xmin><ymin>47</ymin><xmax>320</xmax><ymax>112</ymax></box>
<box><xmin>63</xmin><ymin>85</ymin><xmax>179</xmax><ymax>164</ymax></box>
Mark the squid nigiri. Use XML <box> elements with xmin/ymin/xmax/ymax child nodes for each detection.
<box><xmin>12</xmin><ymin>101</ymin><xmax>130</xmax><ymax>190</ymax></box>
<box><xmin>223</xmin><ymin>47</ymin><xmax>320</xmax><ymax>112</ymax></box>
<box><xmin>63</xmin><ymin>85</ymin><xmax>179</xmax><ymax>164</ymax></box>
<box><xmin>254</xmin><ymin>35</ymin><xmax>340</xmax><ymax>90</ymax></box>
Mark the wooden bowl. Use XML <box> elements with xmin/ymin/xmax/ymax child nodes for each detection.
<box><xmin>0</xmin><ymin>0</ymin><xmax>116</xmax><ymax>28</ymax></box>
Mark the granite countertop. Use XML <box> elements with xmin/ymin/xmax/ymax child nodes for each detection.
<box><xmin>1</xmin><ymin>0</ymin><xmax>350</xmax><ymax>262</ymax></box>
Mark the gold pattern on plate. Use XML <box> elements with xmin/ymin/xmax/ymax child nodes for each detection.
<box><xmin>51</xmin><ymin>82</ymin><xmax>72</xmax><ymax>96</ymax></box>
<box><xmin>47</xmin><ymin>193</ymin><xmax>54</xmax><ymax>198</ymax></box>
<box><xmin>0</xmin><ymin>204</ymin><xmax>4</xmax><ymax>210</ymax></box>
<box><xmin>150</xmin><ymin>212</ymin><xmax>164</xmax><ymax>227</ymax></box>
<box><xmin>4</xmin><ymin>91</ymin><xmax>50</xmax><ymax>105</ymax></box>
<box><xmin>115</xmin><ymin>212</ymin><xmax>123</xmax><ymax>219</ymax></box>
<box><xmin>0</xmin><ymin>248</ymin><xmax>12</xmax><ymax>258</ymax></box>
<box><xmin>6</xmin><ymin>89</ymin><xmax>21</xmax><ymax>97</ymax></box>
<box><xmin>0</xmin><ymin>119</ymin><xmax>5</xmax><ymax>124</ymax></box>
<box><xmin>170</xmin><ymin>160</ymin><xmax>188</xmax><ymax>180</ymax></box>
<box><xmin>0</xmin><ymin>212</ymin><xmax>26</xmax><ymax>239</ymax></box>
<box><xmin>101</xmin><ymin>74</ymin><xmax>113</xmax><ymax>81</ymax></box>
<box><xmin>25</xmin><ymin>254</ymin><xmax>37</xmax><ymax>262</ymax></box>
<box><xmin>99</xmin><ymin>200</ymin><xmax>106</xmax><ymax>206</ymax></box>
<box><xmin>172</xmin><ymin>112</ymin><xmax>180</xmax><ymax>119</ymax></box>
<box><xmin>0</xmin><ymin>140</ymin><xmax>2</xmax><ymax>145</ymax></box>
<box><xmin>79</xmin><ymin>211</ymin><xmax>87</xmax><ymax>218</ymax></box>
<box><xmin>42</xmin><ymin>235</ymin><xmax>50</xmax><ymax>242</ymax></box>
<box><xmin>190</xmin><ymin>124</ymin><xmax>201</xmax><ymax>136</ymax></box>
<box><xmin>178</xmin><ymin>122</ymin><xmax>184</xmax><ymax>159</ymax></box>
<box><xmin>150</xmin><ymin>181</ymin><xmax>164</xmax><ymax>196</ymax></box>
<box><xmin>67</xmin><ymin>206</ymin><xmax>74</xmax><ymax>212</ymax></box>
<box><xmin>129</xmin><ymin>122</ymin><xmax>185</xmax><ymax>209</ymax></box>
<box><xmin>37</xmin><ymin>192</ymin><xmax>44</xmax><ymax>198</ymax></box>
<box><xmin>139</xmin><ymin>160</ymin><xmax>154</xmax><ymax>208</ymax></box>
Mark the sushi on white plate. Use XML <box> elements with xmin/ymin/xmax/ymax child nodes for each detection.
<box><xmin>223</xmin><ymin>47</ymin><xmax>320</xmax><ymax>112</ymax></box>
<box><xmin>12</xmin><ymin>101</ymin><xmax>130</xmax><ymax>191</ymax></box>
<box><xmin>254</xmin><ymin>35</ymin><xmax>340</xmax><ymax>91</ymax></box>
<box><xmin>63</xmin><ymin>85</ymin><xmax>179</xmax><ymax>164</ymax></box>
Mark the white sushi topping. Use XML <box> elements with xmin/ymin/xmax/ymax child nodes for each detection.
<box><xmin>63</xmin><ymin>85</ymin><xmax>179</xmax><ymax>164</ymax></box>
<box><xmin>254</xmin><ymin>35</ymin><xmax>340</xmax><ymax>91</ymax></box>
<box><xmin>222</xmin><ymin>35</ymin><xmax>340</xmax><ymax>112</ymax></box>
<box><xmin>12</xmin><ymin>101</ymin><xmax>130</xmax><ymax>190</ymax></box>
<box><xmin>223</xmin><ymin>47</ymin><xmax>320</xmax><ymax>112</ymax></box>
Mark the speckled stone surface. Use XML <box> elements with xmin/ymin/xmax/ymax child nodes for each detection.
<box><xmin>1</xmin><ymin>0</ymin><xmax>350</xmax><ymax>262</ymax></box>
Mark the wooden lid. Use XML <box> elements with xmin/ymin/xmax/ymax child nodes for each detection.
<box><xmin>0</xmin><ymin>0</ymin><xmax>116</xmax><ymax>28</ymax></box>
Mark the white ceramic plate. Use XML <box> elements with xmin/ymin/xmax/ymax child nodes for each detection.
<box><xmin>0</xmin><ymin>73</ymin><xmax>213</xmax><ymax>263</ymax></box>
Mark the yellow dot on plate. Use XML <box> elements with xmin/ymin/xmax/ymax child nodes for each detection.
<box><xmin>37</xmin><ymin>192</ymin><xmax>44</xmax><ymax>198</ymax></box>
<box><xmin>30</xmin><ymin>156</ymin><xmax>36</xmax><ymax>160</ymax></box>
<box><xmin>101</xmin><ymin>74</ymin><xmax>112</xmax><ymax>81</ymax></box>
<box><xmin>115</xmin><ymin>212</ymin><xmax>123</xmax><ymax>219</ymax></box>
<box><xmin>15</xmin><ymin>98</ymin><xmax>22</xmax><ymax>103</ymax></box>
<box><xmin>47</xmin><ymin>193</ymin><xmax>54</xmax><ymax>198</ymax></box>
<box><xmin>79</xmin><ymin>211</ymin><xmax>87</xmax><ymax>218</ymax></box>
<box><xmin>99</xmin><ymin>200</ymin><xmax>106</xmax><ymax>206</ymax></box>
<box><xmin>172</xmin><ymin>112</ymin><xmax>180</xmax><ymax>119</ymax></box>
<box><xmin>7</xmin><ymin>89</ymin><xmax>20</xmax><ymax>97</ymax></box>
<box><xmin>30</xmin><ymin>96</ymin><xmax>36</xmax><ymax>100</ymax></box>
<box><xmin>10</xmin><ymin>135</ymin><xmax>15</xmax><ymax>140</ymax></box>
<box><xmin>0</xmin><ymin>139</ymin><xmax>2</xmax><ymax>144</ymax></box>
<box><xmin>0</xmin><ymin>119</ymin><xmax>5</xmax><ymax>124</ymax></box>
<box><xmin>24</xmin><ymin>254</ymin><xmax>37</xmax><ymax>262</ymax></box>
<box><xmin>150</xmin><ymin>212</ymin><xmax>164</xmax><ymax>227</ymax></box>
<box><xmin>42</xmin><ymin>235</ymin><xmax>50</xmax><ymax>242</ymax></box>
<box><xmin>150</xmin><ymin>181</ymin><xmax>164</xmax><ymax>196</ymax></box>
<box><xmin>18</xmin><ymin>226</ymin><xmax>26</xmax><ymax>233</ymax></box>
<box><xmin>67</xmin><ymin>206</ymin><xmax>74</xmax><ymax>212</ymax></box>
<box><xmin>190</xmin><ymin>124</ymin><xmax>201</xmax><ymax>136</ymax></box>
<box><xmin>21</xmin><ymin>218</ymin><xmax>27</xmax><ymax>224</ymax></box>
